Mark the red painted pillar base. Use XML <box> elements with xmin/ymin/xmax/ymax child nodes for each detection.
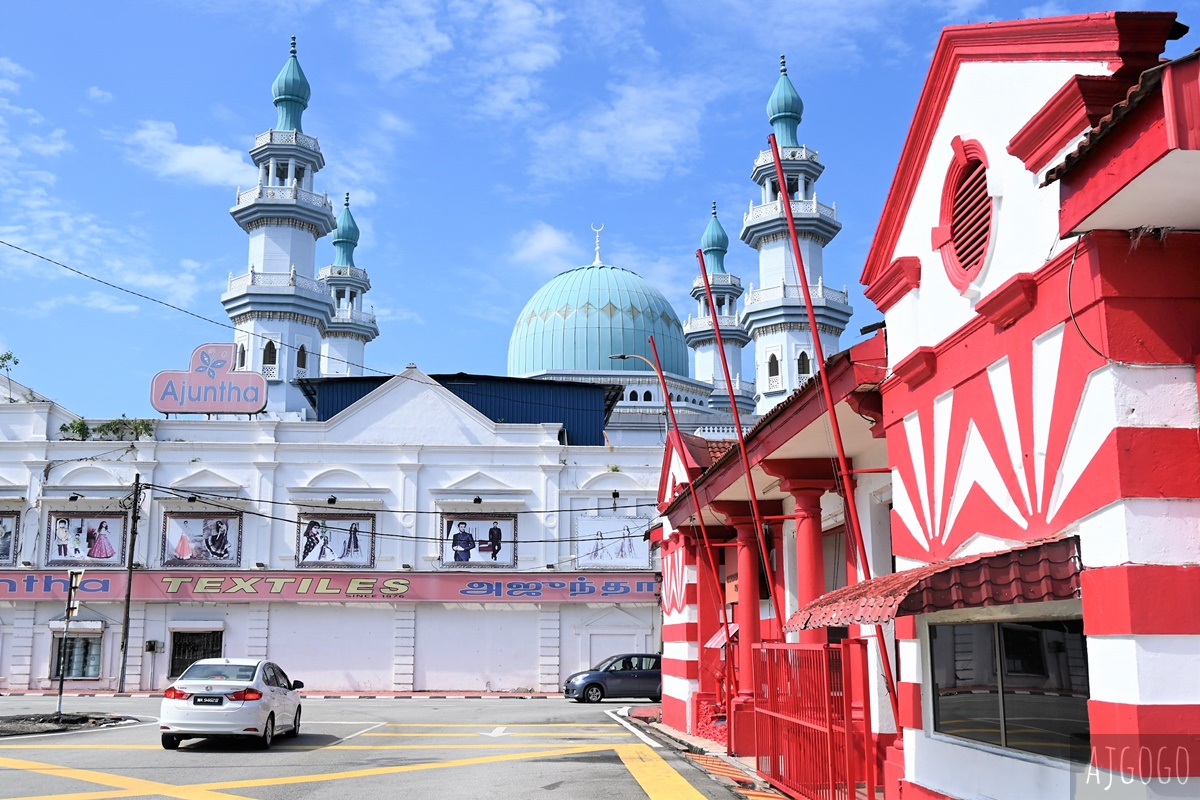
<box><xmin>884</xmin><ymin>737</ymin><xmax>905</xmax><ymax>800</ymax></box>
<box><xmin>730</xmin><ymin>695</ymin><xmax>757</xmax><ymax>757</ymax></box>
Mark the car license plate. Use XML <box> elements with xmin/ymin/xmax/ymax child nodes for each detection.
<box><xmin>193</xmin><ymin>695</ymin><xmax>223</xmax><ymax>706</ymax></box>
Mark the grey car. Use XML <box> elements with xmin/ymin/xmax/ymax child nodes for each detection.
<box><xmin>564</xmin><ymin>653</ymin><xmax>661</xmax><ymax>703</ymax></box>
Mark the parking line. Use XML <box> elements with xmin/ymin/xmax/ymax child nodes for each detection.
<box><xmin>191</xmin><ymin>744</ymin><xmax>612</xmax><ymax>790</ymax></box>
<box><xmin>0</xmin><ymin>755</ymin><xmax>255</xmax><ymax>800</ymax></box>
<box><xmin>615</xmin><ymin>744</ymin><xmax>708</xmax><ymax>799</ymax></box>
<box><xmin>382</xmin><ymin>722</ymin><xmax>621</xmax><ymax>727</ymax></box>
<box><xmin>362</xmin><ymin>732</ymin><xmax>632</xmax><ymax>737</ymax></box>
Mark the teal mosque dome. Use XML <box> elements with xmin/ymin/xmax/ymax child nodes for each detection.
<box><xmin>508</xmin><ymin>256</ymin><xmax>689</xmax><ymax>378</ymax></box>
<box><xmin>700</xmin><ymin>202</ymin><xmax>729</xmax><ymax>274</ymax></box>
<box><xmin>767</xmin><ymin>55</ymin><xmax>803</xmax><ymax>147</ymax></box>
<box><xmin>272</xmin><ymin>36</ymin><xmax>311</xmax><ymax>133</ymax></box>
<box><xmin>333</xmin><ymin>194</ymin><xmax>359</xmax><ymax>267</ymax></box>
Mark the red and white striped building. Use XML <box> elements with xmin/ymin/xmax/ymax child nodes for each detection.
<box><xmin>657</xmin><ymin>10</ymin><xmax>1200</xmax><ymax>800</ymax></box>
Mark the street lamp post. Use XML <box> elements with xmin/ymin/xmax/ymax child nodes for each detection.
<box><xmin>610</xmin><ymin>339</ymin><xmax>738</xmax><ymax>750</ymax></box>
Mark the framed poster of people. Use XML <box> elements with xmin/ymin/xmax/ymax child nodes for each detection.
<box><xmin>296</xmin><ymin>514</ymin><xmax>375</xmax><ymax>568</ymax></box>
<box><xmin>0</xmin><ymin>512</ymin><xmax>17</xmax><ymax>566</ymax></box>
<box><xmin>575</xmin><ymin>516</ymin><xmax>651</xmax><ymax>569</ymax></box>
<box><xmin>47</xmin><ymin>513</ymin><xmax>126</xmax><ymax>567</ymax></box>
<box><xmin>162</xmin><ymin>513</ymin><xmax>242</xmax><ymax>567</ymax></box>
<box><xmin>440</xmin><ymin>514</ymin><xmax>516</xmax><ymax>568</ymax></box>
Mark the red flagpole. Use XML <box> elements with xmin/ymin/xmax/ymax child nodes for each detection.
<box><xmin>767</xmin><ymin>132</ymin><xmax>899</xmax><ymax>727</ymax></box>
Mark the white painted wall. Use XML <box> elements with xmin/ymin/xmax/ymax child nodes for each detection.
<box><xmin>414</xmin><ymin>604</ymin><xmax>540</xmax><ymax>691</ymax></box>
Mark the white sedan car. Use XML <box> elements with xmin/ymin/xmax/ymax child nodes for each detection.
<box><xmin>158</xmin><ymin>658</ymin><xmax>304</xmax><ymax>750</ymax></box>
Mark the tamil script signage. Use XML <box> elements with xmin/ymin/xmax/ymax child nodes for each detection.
<box><xmin>150</xmin><ymin>344</ymin><xmax>267</xmax><ymax>415</ymax></box>
<box><xmin>0</xmin><ymin>571</ymin><xmax>659</xmax><ymax>603</ymax></box>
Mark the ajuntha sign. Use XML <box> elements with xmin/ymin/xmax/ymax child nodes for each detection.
<box><xmin>151</xmin><ymin>344</ymin><xmax>267</xmax><ymax>414</ymax></box>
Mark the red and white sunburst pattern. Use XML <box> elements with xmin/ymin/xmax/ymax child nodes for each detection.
<box><xmin>889</xmin><ymin>323</ymin><xmax>1115</xmax><ymax>561</ymax></box>
<box><xmin>662</xmin><ymin>545</ymin><xmax>689</xmax><ymax>616</ymax></box>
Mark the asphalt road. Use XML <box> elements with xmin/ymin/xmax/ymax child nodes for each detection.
<box><xmin>0</xmin><ymin>695</ymin><xmax>740</xmax><ymax>800</ymax></box>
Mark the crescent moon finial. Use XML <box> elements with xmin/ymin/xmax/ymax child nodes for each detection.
<box><xmin>591</xmin><ymin>223</ymin><xmax>604</xmax><ymax>264</ymax></box>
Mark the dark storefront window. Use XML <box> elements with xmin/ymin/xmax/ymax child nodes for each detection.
<box><xmin>169</xmin><ymin>631</ymin><xmax>223</xmax><ymax>678</ymax></box>
<box><xmin>51</xmin><ymin>635</ymin><xmax>102</xmax><ymax>678</ymax></box>
<box><xmin>930</xmin><ymin>619</ymin><xmax>1089</xmax><ymax>763</ymax></box>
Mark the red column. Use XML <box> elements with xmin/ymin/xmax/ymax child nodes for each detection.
<box><xmin>734</xmin><ymin>519</ymin><xmax>760</xmax><ymax>696</ymax></box>
<box><xmin>791</xmin><ymin>488</ymin><xmax>826</xmax><ymax>645</ymax></box>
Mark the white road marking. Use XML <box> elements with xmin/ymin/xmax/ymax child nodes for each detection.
<box><xmin>478</xmin><ymin>726</ymin><xmax>509</xmax><ymax>737</ymax></box>
<box><xmin>338</xmin><ymin>721</ymin><xmax>388</xmax><ymax>741</ymax></box>
<box><xmin>606</xmin><ymin>708</ymin><xmax>660</xmax><ymax>748</ymax></box>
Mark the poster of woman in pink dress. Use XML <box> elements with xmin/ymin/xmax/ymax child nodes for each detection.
<box><xmin>47</xmin><ymin>514</ymin><xmax>125</xmax><ymax>567</ymax></box>
<box><xmin>162</xmin><ymin>513</ymin><xmax>242</xmax><ymax>567</ymax></box>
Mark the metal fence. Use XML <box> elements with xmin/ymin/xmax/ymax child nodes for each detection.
<box><xmin>753</xmin><ymin>641</ymin><xmax>877</xmax><ymax>800</ymax></box>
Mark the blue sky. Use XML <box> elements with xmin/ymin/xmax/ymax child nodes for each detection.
<box><xmin>1</xmin><ymin>1</ymin><xmax>1197</xmax><ymax>419</ymax></box>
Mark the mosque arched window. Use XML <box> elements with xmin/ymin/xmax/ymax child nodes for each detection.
<box><xmin>629</xmin><ymin>390</ymin><xmax>638</xmax><ymax>402</ymax></box>
<box><xmin>642</xmin><ymin>391</ymin><xmax>652</xmax><ymax>402</ymax></box>
<box><xmin>296</xmin><ymin>345</ymin><xmax>308</xmax><ymax>370</ymax></box>
<box><xmin>263</xmin><ymin>341</ymin><xmax>277</xmax><ymax>366</ymax></box>
<box><xmin>237</xmin><ymin>344</ymin><xmax>246</xmax><ymax>368</ymax></box>
<box><xmin>797</xmin><ymin>352</ymin><xmax>810</xmax><ymax>375</ymax></box>
<box><xmin>768</xmin><ymin>354</ymin><xmax>780</xmax><ymax>378</ymax></box>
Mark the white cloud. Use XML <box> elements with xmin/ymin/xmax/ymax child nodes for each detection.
<box><xmin>451</xmin><ymin>0</ymin><xmax>563</xmax><ymax>118</ymax></box>
<box><xmin>122</xmin><ymin>121</ymin><xmax>256</xmax><ymax>187</ymax></box>
<box><xmin>87</xmin><ymin>86</ymin><xmax>113</xmax><ymax>104</ymax></box>
<box><xmin>532</xmin><ymin>76</ymin><xmax>708</xmax><ymax>183</ymax></box>
<box><xmin>0</xmin><ymin>58</ymin><xmax>30</xmax><ymax>95</ymax></box>
<box><xmin>22</xmin><ymin>128</ymin><xmax>69</xmax><ymax>157</ymax></box>
<box><xmin>511</xmin><ymin>221</ymin><xmax>581</xmax><ymax>276</ymax></box>
<box><xmin>337</xmin><ymin>0</ymin><xmax>454</xmax><ymax>79</ymax></box>
<box><xmin>1020</xmin><ymin>2</ymin><xmax>1069</xmax><ymax>18</ymax></box>
<box><xmin>32</xmin><ymin>291</ymin><xmax>141</xmax><ymax>317</ymax></box>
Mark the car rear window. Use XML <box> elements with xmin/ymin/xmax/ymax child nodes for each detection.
<box><xmin>181</xmin><ymin>663</ymin><xmax>258</xmax><ymax>681</ymax></box>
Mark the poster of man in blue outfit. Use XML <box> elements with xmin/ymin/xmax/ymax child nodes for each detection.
<box><xmin>441</xmin><ymin>514</ymin><xmax>516</xmax><ymax>568</ymax></box>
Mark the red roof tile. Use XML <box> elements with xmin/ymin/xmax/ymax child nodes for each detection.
<box><xmin>784</xmin><ymin>537</ymin><xmax>1080</xmax><ymax>631</ymax></box>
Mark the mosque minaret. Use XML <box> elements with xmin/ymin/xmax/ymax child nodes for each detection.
<box><xmin>222</xmin><ymin>38</ymin><xmax>378</xmax><ymax>418</ymax></box>
<box><xmin>740</xmin><ymin>56</ymin><xmax>852</xmax><ymax>415</ymax></box>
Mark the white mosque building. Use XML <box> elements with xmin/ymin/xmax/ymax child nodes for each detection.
<box><xmin>0</xmin><ymin>45</ymin><xmax>856</xmax><ymax>693</ymax></box>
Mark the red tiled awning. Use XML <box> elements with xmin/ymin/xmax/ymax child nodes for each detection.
<box><xmin>703</xmin><ymin>623</ymin><xmax>739</xmax><ymax>649</ymax></box>
<box><xmin>784</xmin><ymin>537</ymin><xmax>1081</xmax><ymax>631</ymax></box>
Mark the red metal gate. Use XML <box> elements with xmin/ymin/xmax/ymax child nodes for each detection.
<box><xmin>753</xmin><ymin>640</ymin><xmax>877</xmax><ymax>800</ymax></box>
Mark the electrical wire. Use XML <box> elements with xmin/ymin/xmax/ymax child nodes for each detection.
<box><xmin>145</xmin><ymin>483</ymin><xmax>655</xmax><ymax>547</ymax></box>
<box><xmin>0</xmin><ymin>237</ymin><xmax>685</xmax><ymax>419</ymax></box>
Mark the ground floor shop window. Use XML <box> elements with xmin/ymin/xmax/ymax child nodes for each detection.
<box><xmin>930</xmin><ymin>619</ymin><xmax>1089</xmax><ymax>763</ymax></box>
<box><xmin>52</xmin><ymin>635</ymin><xmax>102</xmax><ymax>679</ymax></box>
<box><xmin>170</xmin><ymin>631</ymin><xmax>223</xmax><ymax>678</ymax></box>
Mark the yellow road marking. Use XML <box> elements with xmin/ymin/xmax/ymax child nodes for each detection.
<box><xmin>363</xmin><ymin>732</ymin><xmax>632</xmax><ymax>737</ymax></box>
<box><xmin>616</xmin><ymin>744</ymin><xmax>708</xmax><ymax>799</ymax></box>
<box><xmin>383</xmin><ymin>722</ymin><xmax>620</xmax><ymax>727</ymax></box>
<box><xmin>0</xmin><ymin>755</ymin><xmax>253</xmax><ymax>800</ymax></box>
<box><xmin>193</xmin><ymin>744</ymin><xmax>612</xmax><ymax>790</ymax></box>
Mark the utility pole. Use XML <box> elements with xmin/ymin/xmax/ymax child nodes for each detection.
<box><xmin>56</xmin><ymin>569</ymin><xmax>84</xmax><ymax>716</ymax></box>
<box><xmin>117</xmin><ymin>474</ymin><xmax>141</xmax><ymax>693</ymax></box>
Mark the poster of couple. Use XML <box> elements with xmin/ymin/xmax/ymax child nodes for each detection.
<box><xmin>46</xmin><ymin>514</ymin><xmax>126</xmax><ymax>567</ymax></box>
<box><xmin>162</xmin><ymin>513</ymin><xmax>242</xmax><ymax>567</ymax></box>
<box><xmin>575</xmin><ymin>516</ymin><xmax>652</xmax><ymax>569</ymax></box>
<box><xmin>440</xmin><ymin>514</ymin><xmax>516</xmax><ymax>568</ymax></box>
<box><xmin>297</xmin><ymin>514</ymin><xmax>375</xmax><ymax>568</ymax></box>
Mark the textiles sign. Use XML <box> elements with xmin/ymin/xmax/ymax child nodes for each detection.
<box><xmin>150</xmin><ymin>344</ymin><xmax>267</xmax><ymax>415</ymax></box>
<box><xmin>0</xmin><ymin>571</ymin><xmax>659</xmax><ymax>604</ymax></box>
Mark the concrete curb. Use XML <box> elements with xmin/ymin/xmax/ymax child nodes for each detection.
<box><xmin>0</xmin><ymin>692</ymin><xmax>560</xmax><ymax>700</ymax></box>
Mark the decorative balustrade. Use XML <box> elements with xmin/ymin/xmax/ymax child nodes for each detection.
<box><xmin>683</xmin><ymin>315</ymin><xmax>742</xmax><ymax>333</ymax></box>
<box><xmin>744</xmin><ymin>281</ymin><xmax>849</xmax><ymax>307</ymax></box>
<box><xmin>744</xmin><ymin>197</ymin><xmax>837</xmax><ymax>225</ymax></box>
<box><xmin>691</xmin><ymin>273</ymin><xmax>742</xmax><ymax>289</ymax></box>
<box><xmin>253</xmin><ymin>129</ymin><xmax>321</xmax><ymax>151</ymax></box>
<box><xmin>753</xmin><ymin>145</ymin><xmax>819</xmax><ymax>167</ymax></box>
<box><xmin>226</xmin><ymin>269</ymin><xmax>323</xmax><ymax>294</ymax></box>
<box><xmin>261</xmin><ymin>364</ymin><xmax>279</xmax><ymax>381</ymax></box>
<box><xmin>765</xmin><ymin>375</ymin><xmax>783</xmax><ymax>392</ymax></box>
<box><xmin>294</xmin><ymin>367</ymin><xmax>308</xmax><ymax>379</ymax></box>
<box><xmin>235</xmin><ymin>184</ymin><xmax>333</xmax><ymax>212</ymax></box>
<box><xmin>332</xmin><ymin>307</ymin><xmax>377</xmax><ymax>325</ymax></box>
<box><xmin>319</xmin><ymin>265</ymin><xmax>370</xmax><ymax>282</ymax></box>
